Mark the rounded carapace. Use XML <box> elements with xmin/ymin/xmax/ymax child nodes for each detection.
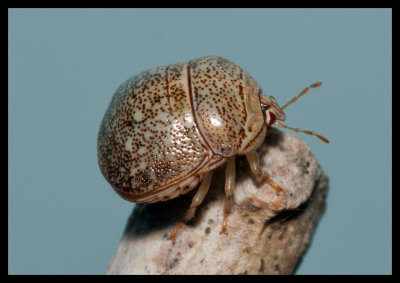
<box><xmin>98</xmin><ymin>56</ymin><xmax>270</xmax><ymax>203</ymax></box>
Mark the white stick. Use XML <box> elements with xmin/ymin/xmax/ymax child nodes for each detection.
<box><xmin>106</xmin><ymin>128</ymin><xmax>328</xmax><ymax>275</ymax></box>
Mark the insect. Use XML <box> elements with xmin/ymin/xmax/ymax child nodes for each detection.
<box><xmin>97</xmin><ymin>56</ymin><xmax>328</xmax><ymax>241</ymax></box>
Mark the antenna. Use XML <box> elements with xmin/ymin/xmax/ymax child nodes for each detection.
<box><xmin>277</xmin><ymin>81</ymin><xmax>329</xmax><ymax>143</ymax></box>
<box><xmin>274</xmin><ymin>121</ymin><xmax>329</xmax><ymax>143</ymax></box>
<box><xmin>282</xmin><ymin>82</ymin><xmax>322</xmax><ymax>110</ymax></box>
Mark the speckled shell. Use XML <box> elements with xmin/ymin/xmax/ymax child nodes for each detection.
<box><xmin>98</xmin><ymin>56</ymin><xmax>267</xmax><ymax>203</ymax></box>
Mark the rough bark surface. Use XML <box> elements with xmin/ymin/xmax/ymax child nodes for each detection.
<box><xmin>106</xmin><ymin>128</ymin><xmax>329</xmax><ymax>275</ymax></box>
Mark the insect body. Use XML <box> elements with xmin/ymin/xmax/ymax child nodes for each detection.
<box><xmin>97</xmin><ymin>56</ymin><xmax>328</xmax><ymax>240</ymax></box>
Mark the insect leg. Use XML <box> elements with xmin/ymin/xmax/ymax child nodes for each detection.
<box><xmin>245</xmin><ymin>151</ymin><xmax>283</xmax><ymax>194</ymax></box>
<box><xmin>221</xmin><ymin>157</ymin><xmax>236</xmax><ymax>234</ymax></box>
<box><xmin>169</xmin><ymin>171</ymin><xmax>213</xmax><ymax>242</ymax></box>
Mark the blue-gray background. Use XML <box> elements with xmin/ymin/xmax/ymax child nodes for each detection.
<box><xmin>9</xmin><ymin>9</ymin><xmax>391</xmax><ymax>274</ymax></box>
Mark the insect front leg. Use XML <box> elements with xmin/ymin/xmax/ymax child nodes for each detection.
<box><xmin>245</xmin><ymin>151</ymin><xmax>283</xmax><ymax>194</ymax></box>
<box><xmin>169</xmin><ymin>171</ymin><xmax>213</xmax><ymax>242</ymax></box>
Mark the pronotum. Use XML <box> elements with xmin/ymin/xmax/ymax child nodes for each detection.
<box><xmin>97</xmin><ymin>56</ymin><xmax>328</xmax><ymax>241</ymax></box>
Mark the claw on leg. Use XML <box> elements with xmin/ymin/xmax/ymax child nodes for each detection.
<box><xmin>221</xmin><ymin>214</ymin><xmax>229</xmax><ymax>234</ymax></box>
<box><xmin>246</xmin><ymin>151</ymin><xmax>283</xmax><ymax>194</ymax></box>
<box><xmin>263</xmin><ymin>176</ymin><xmax>283</xmax><ymax>194</ymax></box>
<box><xmin>168</xmin><ymin>222</ymin><xmax>184</xmax><ymax>242</ymax></box>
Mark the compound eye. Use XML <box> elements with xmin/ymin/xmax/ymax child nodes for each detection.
<box><xmin>266</xmin><ymin>111</ymin><xmax>276</xmax><ymax>125</ymax></box>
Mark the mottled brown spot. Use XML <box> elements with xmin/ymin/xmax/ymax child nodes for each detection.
<box><xmin>259</xmin><ymin>258</ymin><xmax>265</xmax><ymax>273</ymax></box>
<box><xmin>279</xmin><ymin>226</ymin><xmax>287</xmax><ymax>240</ymax></box>
<box><xmin>247</xmin><ymin>203</ymin><xmax>260</xmax><ymax>212</ymax></box>
<box><xmin>168</xmin><ymin>257</ymin><xmax>179</xmax><ymax>269</ymax></box>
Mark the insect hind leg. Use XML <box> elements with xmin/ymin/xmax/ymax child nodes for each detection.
<box><xmin>169</xmin><ymin>171</ymin><xmax>213</xmax><ymax>242</ymax></box>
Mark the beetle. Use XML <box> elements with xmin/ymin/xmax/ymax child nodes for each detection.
<box><xmin>97</xmin><ymin>56</ymin><xmax>328</xmax><ymax>241</ymax></box>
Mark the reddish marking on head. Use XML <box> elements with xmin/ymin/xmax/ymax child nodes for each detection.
<box><xmin>267</xmin><ymin>112</ymin><xmax>276</xmax><ymax>125</ymax></box>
